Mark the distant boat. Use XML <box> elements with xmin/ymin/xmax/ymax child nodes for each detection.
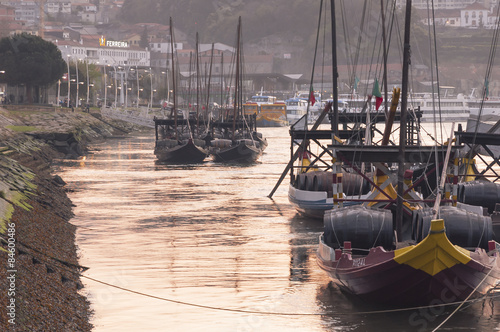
<box><xmin>258</xmin><ymin>103</ymin><xmax>288</xmax><ymax>127</ymax></box>
<box><xmin>468</xmin><ymin>97</ymin><xmax>500</xmax><ymax>122</ymax></box>
<box><xmin>247</xmin><ymin>94</ymin><xmax>277</xmax><ymax>105</ymax></box>
<box><xmin>153</xmin><ymin>18</ymin><xmax>209</xmax><ymax>164</ymax></box>
<box><xmin>409</xmin><ymin>92</ymin><xmax>470</xmax><ymax>122</ymax></box>
<box><xmin>285</xmin><ymin>97</ymin><xmax>308</xmax><ymax>125</ymax></box>
<box><xmin>209</xmin><ymin>17</ymin><xmax>266</xmax><ymax>164</ymax></box>
<box><xmin>244</xmin><ymin>101</ymin><xmax>288</xmax><ymax>127</ymax></box>
<box><xmin>210</xmin><ymin>137</ymin><xmax>263</xmax><ymax>163</ymax></box>
<box><xmin>154</xmin><ymin>118</ymin><xmax>208</xmax><ymax>163</ymax></box>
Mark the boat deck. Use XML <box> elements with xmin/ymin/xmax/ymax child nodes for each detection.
<box><xmin>335</xmin><ymin>110</ymin><xmax>423</xmax><ymax>123</ymax></box>
<box><xmin>290</xmin><ymin>129</ymin><xmax>365</xmax><ymax>140</ymax></box>
<box><xmin>328</xmin><ymin>145</ymin><xmax>462</xmax><ymax>163</ymax></box>
<box><xmin>456</xmin><ymin>131</ymin><xmax>500</xmax><ymax>146</ymax></box>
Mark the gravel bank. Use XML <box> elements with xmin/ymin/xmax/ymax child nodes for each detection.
<box><xmin>0</xmin><ymin>107</ymin><xmax>147</xmax><ymax>331</ymax></box>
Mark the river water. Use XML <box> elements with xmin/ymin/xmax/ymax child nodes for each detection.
<box><xmin>53</xmin><ymin>125</ymin><xmax>500</xmax><ymax>332</ymax></box>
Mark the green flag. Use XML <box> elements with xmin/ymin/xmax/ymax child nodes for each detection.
<box><xmin>372</xmin><ymin>78</ymin><xmax>383</xmax><ymax>110</ymax></box>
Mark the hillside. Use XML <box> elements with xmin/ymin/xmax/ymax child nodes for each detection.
<box><xmin>119</xmin><ymin>1</ymin><xmax>500</xmax><ymax>94</ymax></box>
<box><xmin>119</xmin><ymin>0</ymin><xmax>320</xmax><ymax>44</ymax></box>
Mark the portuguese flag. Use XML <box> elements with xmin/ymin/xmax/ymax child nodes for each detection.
<box><xmin>309</xmin><ymin>86</ymin><xmax>316</xmax><ymax>106</ymax></box>
<box><xmin>372</xmin><ymin>78</ymin><xmax>383</xmax><ymax>110</ymax></box>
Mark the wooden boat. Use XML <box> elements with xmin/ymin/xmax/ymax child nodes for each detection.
<box><xmin>211</xmin><ymin>138</ymin><xmax>263</xmax><ymax>163</ymax></box>
<box><xmin>153</xmin><ymin>118</ymin><xmax>208</xmax><ymax>163</ymax></box>
<box><xmin>209</xmin><ymin>17</ymin><xmax>266</xmax><ymax>164</ymax></box>
<box><xmin>312</xmin><ymin>0</ymin><xmax>500</xmax><ymax>307</ymax></box>
<box><xmin>283</xmin><ymin>100</ymin><xmax>422</xmax><ymax>219</ymax></box>
<box><xmin>317</xmin><ymin>217</ymin><xmax>500</xmax><ymax>306</ymax></box>
<box><xmin>209</xmin><ymin>116</ymin><xmax>265</xmax><ymax>163</ymax></box>
<box><xmin>315</xmin><ymin>142</ymin><xmax>500</xmax><ymax>306</ymax></box>
<box><xmin>153</xmin><ymin>18</ymin><xmax>209</xmax><ymax>164</ymax></box>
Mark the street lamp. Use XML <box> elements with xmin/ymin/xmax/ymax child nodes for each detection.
<box><xmin>113</xmin><ymin>65</ymin><xmax>118</xmax><ymax>107</ymax></box>
<box><xmin>149</xmin><ymin>68</ymin><xmax>153</xmax><ymax>109</ymax></box>
<box><xmin>117</xmin><ymin>66</ymin><xmax>124</xmax><ymax>106</ymax></box>
<box><xmin>136</xmin><ymin>66</ymin><xmax>140</xmax><ymax>107</ymax></box>
<box><xmin>57</xmin><ymin>79</ymin><xmax>61</xmax><ymax>107</ymax></box>
<box><xmin>161</xmin><ymin>70</ymin><xmax>169</xmax><ymax>104</ymax></box>
<box><xmin>105</xmin><ymin>64</ymin><xmax>111</xmax><ymax>107</ymax></box>
<box><xmin>66</xmin><ymin>55</ymin><xmax>71</xmax><ymax>107</ymax></box>
<box><xmin>75</xmin><ymin>59</ymin><xmax>80</xmax><ymax>107</ymax></box>
<box><xmin>85</xmin><ymin>56</ymin><xmax>89</xmax><ymax>107</ymax></box>
<box><xmin>0</xmin><ymin>71</ymin><xmax>5</xmax><ymax>104</ymax></box>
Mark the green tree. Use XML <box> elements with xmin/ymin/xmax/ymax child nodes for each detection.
<box><xmin>0</xmin><ymin>33</ymin><xmax>66</xmax><ymax>103</ymax></box>
<box><xmin>140</xmin><ymin>27</ymin><xmax>149</xmax><ymax>49</ymax></box>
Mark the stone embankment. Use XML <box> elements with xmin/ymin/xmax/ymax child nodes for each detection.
<box><xmin>0</xmin><ymin>107</ymin><xmax>148</xmax><ymax>331</ymax></box>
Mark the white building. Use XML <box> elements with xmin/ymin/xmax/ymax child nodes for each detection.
<box><xmin>461</xmin><ymin>2</ymin><xmax>491</xmax><ymax>28</ymax></box>
<box><xmin>45</xmin><ymin>0</ymin><xmax>71</xmax><ymax>15</ymax></box>
<box><xmin>149</xmin><ymin>39</ymin><xmax>183</xmax><ymax>54</ymax></box>
<box><xmin>57</xmin><ymin>38</ymin><xmax>150</xmax><ymax>68</ymax></box>
<box><xmin>404</xmin><ymin>0</ymin><xmax>499</xmax><ymax>10</ymax></box>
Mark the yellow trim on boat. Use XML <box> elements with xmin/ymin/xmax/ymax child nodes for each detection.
<box><xmin>462</xmin><ymin>158</ymin><xmax>477</xmax><ymax>182</ymax></box>
<box><xmin>394</xmin><ymin>219</ymin><xmax>471</xmax><ymax>276</ymax></box>
<box><xmin>300</xmin><ymin>154</ymin><xmax>318</xmax><ymax>173</ymax></box>
<box><xmin>368</xmin><ymin>175</ymin><xmax>396</xmax><ymax>207</ymax></box>
<box><xmin>367</xmin><ymin>175</ymin><xmax>416</xmax><ymax>210</ymax></box>
<box><xmin>333</xmin><ymin>135</ymin><xmax>343</xmax><ymax>145</ymax></box>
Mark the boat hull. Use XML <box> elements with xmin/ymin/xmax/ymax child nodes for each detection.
<box><xmin>211</xmin><ymin>141</ymin><xmax>262</xmax><ymax>163</ymax></box>
<box><xmin>288</xmin><ymin>184</ymin><xmax>333</xmax><ymax>219</ymax></box>
<box><xmin>317</xmin><ymin>219</ymin><xmax>500</xmax><ymax>307</ymax></box>
<box><xmin>288</xmin><ymin>184</ymin><xmax>366</xmax><ymax>219</ymax></box>
<box><xmin>256</xmin><ymin>118</ymin><xmax>288</xmax><ymax>127</ymax></box>
<box><xmin>155</xmin><ymin>139</ymin><xmax>208</xmax><ymax>163</ymax></box>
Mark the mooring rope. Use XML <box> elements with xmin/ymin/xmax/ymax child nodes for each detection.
<box><xmin>79</xmin><ymin>272</ymin><xmax>500</xmax><ymax>317</ymax></box>
<box><xmin>432</xmin><ymin>256</ymin><xmax>498</xmax><ymax>332</ymax></box>
<box><xmin>2</xmin><ymin>234</ymin><xmax>499</xmax><ymax>318</ymax></box>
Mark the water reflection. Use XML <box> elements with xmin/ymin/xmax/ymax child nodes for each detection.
<box><xmin>52</xmin><ymin>126</ymin><xmax>500</xmax><ymax>331</ymax></box>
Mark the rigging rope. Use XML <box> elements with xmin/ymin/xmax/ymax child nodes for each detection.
<box><xmin>462</xmin><ymin>4</ymin><xmax>500</xmax><ymax>182</ymax></box>
<box><xmin>304</xmin><ymin>0</ymin><xmax>323</xmax><ymax>129</ymax></box>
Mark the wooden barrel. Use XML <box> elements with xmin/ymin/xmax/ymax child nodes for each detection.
<box><xmin>415</xmin><ymin>206</ymin><xmax>492</xmax><ymax>249</ymax></box>
<box><xmin>458</xmin><ymin>181</ymin><xmax>500</xmax><ymax>213</ymax></box>
<box><xmin>211</xmin><ymin>139</ymin><xmax>232</xmax><ymax>149</ymax></box>
<box><xmin>323</xmin><ymin>206</ymin><xmax>394</xmax><ymax>250</ymax></box>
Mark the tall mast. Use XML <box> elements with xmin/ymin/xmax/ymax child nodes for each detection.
<box><xmin>232</xmin><ymin>17</ymin><xmax>242</xmax><ymax>140</ymax></box>
<box><xmin>196</xmin><ymin>32</ymin><xmax>200</xmax><ymax>133</ymax></box>
<box><xmin>381</xmin><ymin>0</ymin><xmax>389</xmax><ymax>115</ymax></box>
<box><xmin>206</xmin><ymin>43</ymin><xmax>215</xmax><ymax>123</ymax></box>
<box><xmin>396</xmin><ymin>0</ymin><xmax>412</xmax><ymax>240</ymax></box>
<box><xmin>220</xmin><ymin>53</ymin><xmax>224</xmax><ymax>111</ymax></box>
<box><xmin>331</xmin><ymin>0</ymin><xmax>338</xmax><ymax>136</ymax></box>
<box><xmin>187</xmin><ymin>51</ymin><xmax>194</xmax><ymax>135</ymax></box>
<box><xmin>169</xmin><ymin>18</ymin><xmax>178</xmax><ymax>140</ymax></box>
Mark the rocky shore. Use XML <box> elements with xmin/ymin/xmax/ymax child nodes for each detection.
<box><xmin>0</xmin><ymin>107</ymin><xmax>147</xmax><ymax>331</ymax></box>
